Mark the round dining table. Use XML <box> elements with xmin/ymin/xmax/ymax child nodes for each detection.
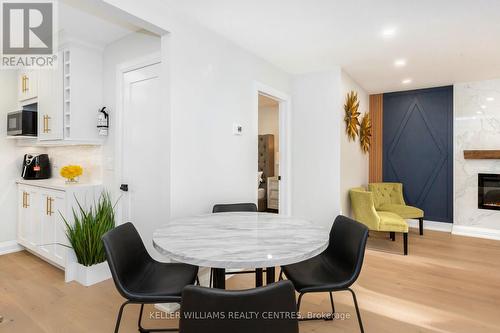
<box><xmin>153</xmin><ymin>212</ymin><xmax>329</xmax><ymax>289</ymax></box>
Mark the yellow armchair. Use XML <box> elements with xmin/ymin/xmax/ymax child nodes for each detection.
<box><xmin>350</xmin><ymin>187</ymin><xmax>409</xmax><ymax>255</ymax></box>
<box><xmin>368</xmin><ymin>183</ymin><xmax>424</xmax><ymax>235</ymax></box>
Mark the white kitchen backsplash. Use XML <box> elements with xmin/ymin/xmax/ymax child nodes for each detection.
<box><xmin>46</xmin><ymin>146</ymin><xmax>103</xmax><ymax>183</ymax></box>
<box><xmin>454</xmin><ymin>79</ymin><xmax>500</xmax><ymax>230</ymax></box>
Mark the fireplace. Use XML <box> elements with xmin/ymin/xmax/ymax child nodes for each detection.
<box><xmin>478</xmin><ymin>173</ymin><xmax>500</xmax><ymax>210</ymax></box>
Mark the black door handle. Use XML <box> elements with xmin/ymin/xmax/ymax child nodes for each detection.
<box><xmin>120</xmin><ymin>184</ymin><xmax>128</xmax><ymax>192</ymax></box>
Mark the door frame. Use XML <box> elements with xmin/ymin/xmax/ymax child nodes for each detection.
<box><xmin>114</xmin><ymin>53</ymin><xmax>162</xmax><ymax>226</ymax></box>
<box><xmin>254</xmin><ymin>81</ymin><xmax>292</xmax><ymax>216</ymax></box>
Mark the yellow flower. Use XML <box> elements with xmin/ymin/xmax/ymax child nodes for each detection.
<box><xmin>60</xmin><ymin>165</ymin><xmax>83</xmax><ymax>179</ymax></box>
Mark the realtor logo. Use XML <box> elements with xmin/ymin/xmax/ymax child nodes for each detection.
<box><xmin>1</xmin><ymin>0</ymin><xmax>57</xmax><ymax>68</ymax></box>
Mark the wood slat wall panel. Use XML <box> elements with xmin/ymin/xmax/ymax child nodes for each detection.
<box><xmin>369</xmin><ymin>94</ymin><xmax>383</xmax><ymax>183</ymax></box>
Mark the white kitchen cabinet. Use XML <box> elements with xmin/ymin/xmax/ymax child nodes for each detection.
<box><xmin>14</xmin><ymin>39</ymin><xmax>104</xmax><ymax>146</ymax></box>
<box><xmin>17</xmin><ymin>180</ymin><xmax>102</xmax><ymax>270</ymax></box>
<box><xmin>62</xmin><ymin>43</ymin><xmax>103</xmax><ymax>143</ymax></box>
<box><xmin>37</xmin><ymin>50</ymin><xmax>64</xmax><ymax>141</ymax></box>
<box><xmin>18</xmin><ymin>185</ymin><xmax>40</xmax><ymax>248</ymax></box>
<box><xmin>18</xmin><ymin>70</ymin><xmax>38</xmax><ymax>103</ymax></box>
<box><xmin>39</xmin><ymin>190</ymin><xmax>67</xmax><ymax>267</ymax></box>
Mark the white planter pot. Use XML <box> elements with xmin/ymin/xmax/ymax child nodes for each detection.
<box><xmin>65</xmin><ymin>248</ymin><xmax>111</xmax><ymax>286</ymax></box>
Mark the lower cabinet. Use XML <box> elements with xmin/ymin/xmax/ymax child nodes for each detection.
<box><xmin>17</xmin><ymin>182</ymin><xmax>102</xmax><ymax>269</ymax></box>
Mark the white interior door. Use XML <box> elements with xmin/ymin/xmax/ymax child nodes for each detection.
<box><xmin>120</xmin><ymin>62</ymin><xmax>167</xmax><ymax>259</ymax></box>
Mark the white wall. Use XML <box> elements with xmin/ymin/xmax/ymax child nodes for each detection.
<box><xmin>291</xmin><ymin>69</ymin><xmax>342</xmax><ymax>228</ymax></box>
<box><xmin>102</xmin><ymin>0</ymin><xmax>291</xmax><ymax>220</ymax></box>
<box><xmin>454</xmin><ymin>79</ymin><xmax>500</xmax><ymax>236</ymax></box>
<box><xmin>0</xmin><ymin>71</ymin><xmax>23</xmax><ymax>243</ymax></box>
<box><xmin>340</xmin><ymin>70</ymin><xmax>369</xmax><ymax>217</ymax></box>
<box><xmin>258</xmin><ymin>104</ymin><xmax>279</xmax><ymax>175</ymax></box>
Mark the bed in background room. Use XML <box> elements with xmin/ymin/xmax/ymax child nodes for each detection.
<box><xmin>258</xmin><ymin>134</ymin><xmax>275</xmax><ymax>212</ymax></box>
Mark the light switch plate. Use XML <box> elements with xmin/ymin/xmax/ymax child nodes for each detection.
<box><xmin>233</xmin><ymin>123</ymin><xmax>243</xmax><ymax>135</ymax></box>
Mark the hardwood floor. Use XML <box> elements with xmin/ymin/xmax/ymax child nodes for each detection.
<box><xmin>1</xmin><ymin>228</ymin><xmax>500</xmax><ymax>332</ymax></box>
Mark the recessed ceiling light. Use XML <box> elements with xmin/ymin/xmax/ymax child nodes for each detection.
<box><xmin>477</xmin><ymin>110</ymin><xmax>483</xmax><ymax>115</ymax></box>
<box><xmin>402</xmin><ymin>78</ymin><xmax>412</xmax><ymax>84</ymax></box>
<box><xmin>381</xmin><ymin>27</ymin><xmax>396</xmax><ymax>38</ymax></box>
<box><xmin>394</xmin><ymin>59</ymin><xmax>407</xmax><ymax>67</ymax></box>
<box><xmin>486</xmin><ymin>97</ymin><xmax>495</xmax><ymax>102</ymax></box>
<box><xmin>480</xmin><ymin>105</ymin><xmax>487</xmax><ymax>109</ymax></box>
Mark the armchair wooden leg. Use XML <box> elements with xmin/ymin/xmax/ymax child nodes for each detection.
<box><xmin>403</xmin><ymin>232</ymin><xmax>408</xmax><ymax>255</ymax></box>
<box><xmin>419</xmin><ymin>218</ymin><xmax>424</xmax><ymax>236</ymax></box>
<box><xmin>390</xmin><ymin>232</ymin><xmax>395</xmax><ymax>241</ymax></box>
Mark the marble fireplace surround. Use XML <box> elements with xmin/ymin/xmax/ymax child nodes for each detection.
<box><xmin>453</xmin><ymin>79</ymin><xmax>500</xmax><ymax>240</ymax></box>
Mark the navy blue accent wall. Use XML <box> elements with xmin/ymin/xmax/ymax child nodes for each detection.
<box><xmin>383</xmin><ymin>86</ymin><xmax>453</xmax><ymax>223</ymax></box>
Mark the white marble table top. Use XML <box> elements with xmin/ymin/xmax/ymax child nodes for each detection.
<box><xmin>153</xmin><ymin>212</ymin><xmax>329</xmax><ymax>269</ymax></box>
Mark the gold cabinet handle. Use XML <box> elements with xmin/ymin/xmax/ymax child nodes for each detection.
<box><xmin>43</xmin><ymin>115</ymin><xmax>51</xmax><ymax>133</ymax></box>
<box><xmin>22</xmin><ymin>192</ymin><xmax>26</xmax><ymax>208</ymax></box>
<box><xmin>25</xmin><ymin>76</ymin><xmax>29</xmax><ymax>92</ymax></box>
<box><xmin>46</xmin><ymin>197</ymin><xmax>50</xmax><ymax>215</ymax></box>
<box><xmin>48</xmin><ymin>197</ymin><xmax>54</xmax><ymax>216</ymax></box>
<box><xmin>21</xmin><ymin>75</ymin><xmax>29</xmax><ymax>92</ymax></box>
<box><xmin>25</xmin><ymin>192</ymin><xmax>29</xmax><ymax>208</ymax></box>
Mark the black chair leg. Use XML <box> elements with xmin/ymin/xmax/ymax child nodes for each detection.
<box><xmin>296</xmin><ymin>292</ymin><xmax>333</xmax><ymax>321</ymax></box>
<box><xmin>403</xmin><ymin>232</ymin><xmax>408</xmax><ymax>255</ymax></box>
<box><xmin>330</xmin><ymin>292</ymin><xmax>335</xmax><ymax>316</ymax></box>
<box><xmin>138</xmin><ymin>304</ymin><xmax>145</xmax><ymax>332</ymax></box>
<box><xmin>390</xmin><ymin>232</ymin><xmax>395</xmax><ymax>241</ymax></box>
<box><xmin>114</xmin><ymin>301</ymin><xmax>129</xmax><ymax>333</ymax></box>
<box><xmin>348</xmin><ymin>288</ymin><xmax>364</xmax><ymax>333</ymax></box>
<box><xmin>209</xmin><ymin>268</ymin><xmax>213</xmax><ymax>288</ymax></box>
<box><xmin>297</xmin><ymin>293</ymin><xmax>304</xmax><ymax>316</ymax></box>
<box><xmin>137</xmin><ymin>303</ymin><xmax>179</xmax><ymax>332</ymax></box>
<box><xmin>419</xmin><ymin>218</ymin><xmax>424</xmax><ymax>235</ymax></box>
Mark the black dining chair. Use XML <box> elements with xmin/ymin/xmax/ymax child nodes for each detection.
<box><xmin>280</xmin><ymin>215</ymin><xmax>369</xmax><ymax>332</ymax></box>
<box><xmin>179</xmin><ymin>280</ymin><xmax>299</xmax><ymax>333</ymax></box>
<box><xmin>212</xmin><ymin>202</ymin><xmax>258</xmax><ymax>213</ymax></box>
<box><xmin>102</xmin><ymin>222</ymin><xmax>199</xmax><ymax>333</ymax></box>
<box><xmin>211</xmin><ymin>203</ymin><xmax>262</xmax><ymax>287</ymax></box>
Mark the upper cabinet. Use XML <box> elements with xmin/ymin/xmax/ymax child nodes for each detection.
<box><xmin>15</xmin><ymin>39</ymin><xmax>105</xmax><ymax>146</ymax></box>
<box><xmin>38</xmin><ymin>50</ymin><xmax>64</xmax><ymax>141</ymax></box>
<box><xmin>59</xmin><ymin>42</ymin><xmax>103</xmax><ymax>143</ymax></box>
<box><xmin>18</xmin><ymin>70</ymin><xmax>38</xmax><ymax>103</ymax></box>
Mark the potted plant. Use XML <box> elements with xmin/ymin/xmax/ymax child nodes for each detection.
<box><xmin>62</xmin><ymin>191</ymin><xmax>116</xmax><ymax>286</ymax></box>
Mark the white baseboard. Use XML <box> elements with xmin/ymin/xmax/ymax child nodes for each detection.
<box><xmin>0</xmin><ymin>240</ymin><xmax>23</xmax><ymax>256</ymax></box>
<box><xmin>452</xmin><ymin>225</ymin><xmax>500</xmax><ymax>241</ymax></box>
<box><xmin>407</xmin><ymin>219</ymin><xmax>453</xmax><ymax>232</ymax></box>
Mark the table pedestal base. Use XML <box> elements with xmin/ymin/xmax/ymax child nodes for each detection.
<box><xmin>212</xmin><ymin>267</ymin><xmax>276</xmax><ymax>289</ymax></box>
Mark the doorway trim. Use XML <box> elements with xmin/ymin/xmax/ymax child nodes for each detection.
<box><xmin>114</xmin><ymin>52</ymin><xmax>162</xmax><ymax>226</ymax></box>
<box><xmin>254</xmin><ymin>81</ymin><xmax>292</xmax><ymax>216</ymax></box>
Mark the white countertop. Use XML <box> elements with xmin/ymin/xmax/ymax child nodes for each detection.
<box><xmin>16</xmin><ymin>178</ymin><xmax>102</xmax><ymax>191</ymax></box>
<box><xmin>153</xmin><ymin>212</ymin><xmax>329</xmax><ymax>269</ymax></box>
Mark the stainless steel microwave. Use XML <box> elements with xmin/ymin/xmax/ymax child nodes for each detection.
<box><xmin>7</xmin><ymin>105</ymin><xmax>37</xmax><ymax>136</ymax></box>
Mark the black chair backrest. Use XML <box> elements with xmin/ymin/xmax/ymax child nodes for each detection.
<box><xmin>212</xmin><ymin>203</ymin><xmax>258</xmax><ymax>213</ymax></box>
<box><xmin>326</xmin><ymin>215</ymin><xmax>369</xmax><ymax>284</ymax></box>
<box><xmin>102</xmin><ymin>222</ymin><xmax>151</xmax><ymax>298</ymax></box>
<box><xmin>179</xmin><ymin>281</ymin><xmax>299</xmax><ymax>333</ymax></box>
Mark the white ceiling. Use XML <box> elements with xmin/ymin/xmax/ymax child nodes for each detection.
<box><xmin>59</xmin><ymin>0</ymin><xmax>140</xmax><ymax>47</ymax></box>
<box><xmin>163</xmin><ymin>0</ymin><xmax>500</xmax><ymax>93</ymax></box>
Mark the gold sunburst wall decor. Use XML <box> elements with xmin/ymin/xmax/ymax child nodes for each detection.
<box><xmin>359</xmin><ymin>113</ymin><xmax>372</xmax><ymax>154</ymax></box>
<box><xmin>344</xmin><ymin>91</ymin><xmax>360</xmax><ymax>141</ymax></box>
